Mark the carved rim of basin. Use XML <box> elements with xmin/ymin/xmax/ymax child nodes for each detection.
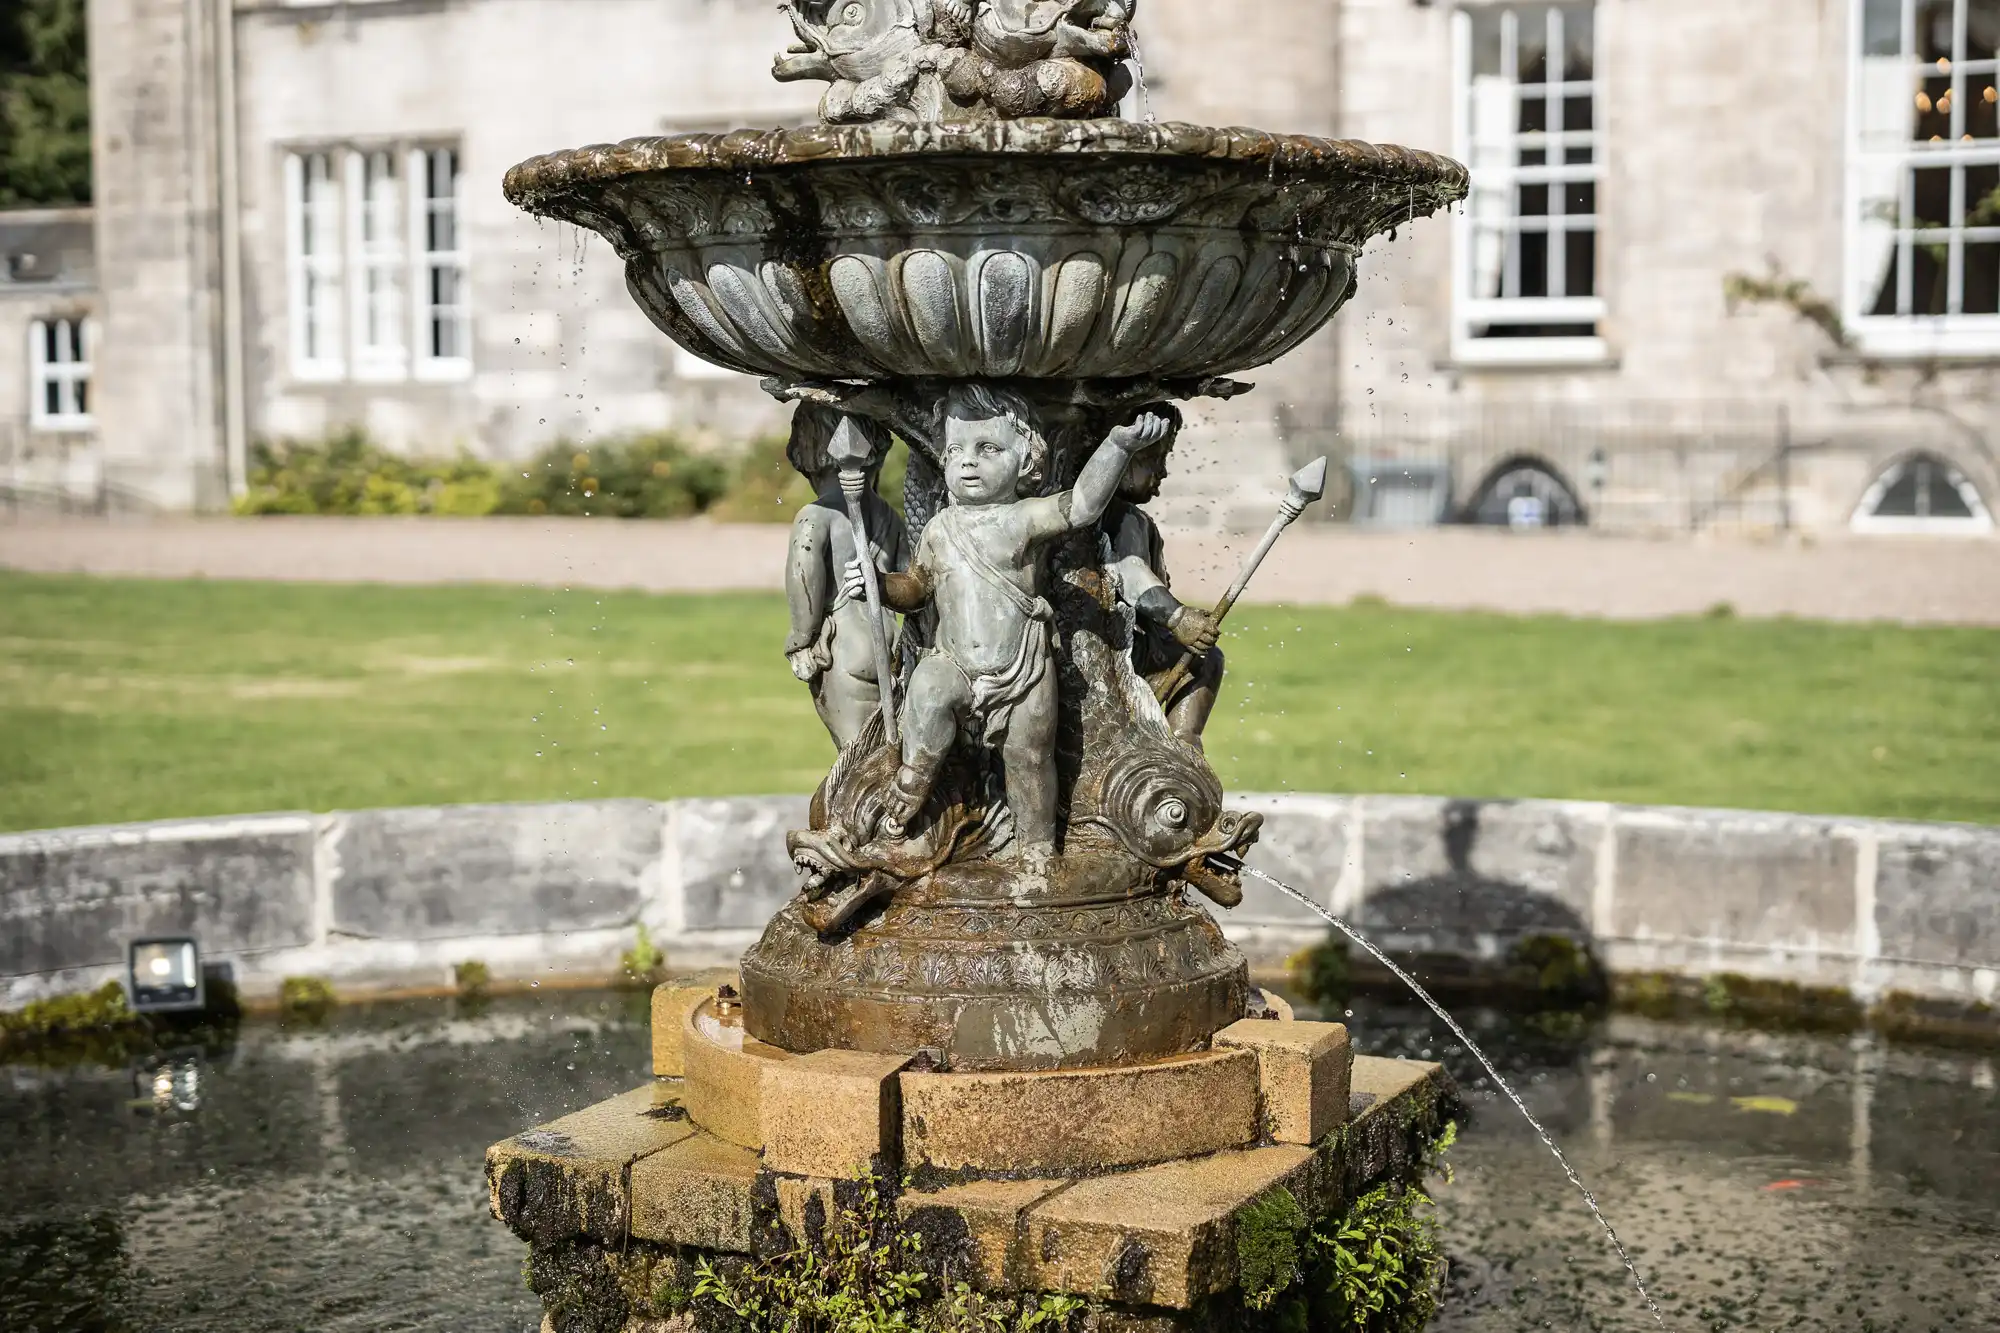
<box><xmin>504</xmin><ymin>118</ymin><xmax>1468</xmax><ymax>384</ymax></box>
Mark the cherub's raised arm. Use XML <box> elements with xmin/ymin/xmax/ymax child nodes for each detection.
<box><xmin>1031</xmin><ymin>410</ymin><xmax>1175</xmax><ymax>540</ymax></box>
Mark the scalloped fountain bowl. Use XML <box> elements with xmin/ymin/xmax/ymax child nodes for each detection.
<box><xmin>504</xmin><ymin>119</ymin><xmax>1467</xmax><ymax>384</ymax></box>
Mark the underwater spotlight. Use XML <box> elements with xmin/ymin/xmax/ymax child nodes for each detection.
<box><xmin>127</xmin><ymin>937</ymin><xmax>205</xmax><ymax>1014</ymax></box>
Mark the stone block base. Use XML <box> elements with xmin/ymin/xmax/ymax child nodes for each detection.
<box><xmin>487</xmin><ymin>1049</ymin><xmax>1457</xmax><ymax>1328</ymax></box>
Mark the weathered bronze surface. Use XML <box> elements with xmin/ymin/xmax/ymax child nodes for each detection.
<box><xmin>504</xmin><ymin>5</ymin><xmax>1463</xmax><ymax>1074</ymax></box>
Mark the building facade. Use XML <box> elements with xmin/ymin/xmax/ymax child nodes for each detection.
<box><xmin>2</xmin><ymin>0</ymin><xmax>1992</xmax><ymax>535</ymax></box>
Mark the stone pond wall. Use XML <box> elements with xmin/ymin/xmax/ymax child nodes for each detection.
<box><xmin>3</xmin><ymin>795</ymin><xmax>1995</xmax><ymax>1023</ymax></box>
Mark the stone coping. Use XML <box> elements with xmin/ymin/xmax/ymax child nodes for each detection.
<box><xmin>502</xmin><ymin>119</ymin><xmax>1468</xmax><ymax>209</ymax></box>
<box><xmin>4</xmin><ymin>796</ymin><xmax>1996</xmax><ymax>1035</ymax></box>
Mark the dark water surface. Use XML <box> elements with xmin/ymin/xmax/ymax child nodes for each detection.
<box><xmin>1</xmin><ymin>991</ymin><xmax>1995</xmax><ymax>1332</ymax></box>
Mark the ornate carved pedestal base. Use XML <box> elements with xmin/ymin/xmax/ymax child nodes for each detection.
<box><xmin>741</xmin><ymin>850</ymin><xmax>1248</xmax><ymax>1071</ymax></box>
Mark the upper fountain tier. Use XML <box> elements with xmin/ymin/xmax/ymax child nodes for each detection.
<box><xmin>505</xmin><ymin>119</ymin><xmax>1464</xmax><ymax>388</ymax></box>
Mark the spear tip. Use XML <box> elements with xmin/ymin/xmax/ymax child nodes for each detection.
<box><xmin>1290</xmin><ymin>456</ymin><xmax>1330</xmax><ymax>504</ymax></box>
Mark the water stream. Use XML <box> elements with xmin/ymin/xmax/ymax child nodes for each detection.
<box><xmin>1240</xmin><ymin>863</ymin><xmax>1670</xmax><ymax>1328</ymax></box>
<box><xmin>1126</xmin><ymin>33</ymin><xmax>1157</xmax><ymax>124</ymax></box>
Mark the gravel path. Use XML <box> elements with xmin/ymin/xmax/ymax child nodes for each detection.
<box><xmin>2</xmin><ymin>515</ymin><xmax>1995</xmax><ymax>626</ymax></box>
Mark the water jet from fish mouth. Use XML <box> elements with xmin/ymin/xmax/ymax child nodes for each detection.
<box><xmin>1238</xmin><ymin>861</ymin><xmax>1670</xmax><ymax>1329</ymax></box>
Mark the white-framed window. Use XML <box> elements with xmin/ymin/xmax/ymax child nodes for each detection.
<box><xmin>28</xmin><ymin>316</ymin><xmax>92</xmax><ymax>429</ymax></box>
<box><xmin>1847</xmin><ymin>0</ymin><xmax>2000</xmax><ymax>355</ymax></box>
<box><xmin>1452</xmin><ymin>2</ymin><xmax>1607</xmax><ymax>365</ymax></box>
<box><xmin>416</xmin><ymin>147</ymin><xmax>471</xmax><ymax>377</ymax></box>
<box><xmin>349</xmin><ymin>149</ymin><xmax>407</xmax><ymax>378</ymax></box>
<box><xmin>1851</xmin><ymin>451</ymin><xmax>1996</xmax><ymax>532</ymax></box>
<box><xmin>287</xmin><ymin>150</ymin><xmax>345</xmax><ymax>379</ymax></box>
<box><xmin>284</xmin><ymin>142</ymin><xmax>470</xmax><ymax>383</ymax></box>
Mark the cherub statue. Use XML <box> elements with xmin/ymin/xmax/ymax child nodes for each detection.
<box><xmin>783</xmin><ymin>404</ymin><xmax>911</xmax><ymax>750</ymax></box>
<box><xmin>775</xmin><ymin>0</ymin><xmax>974</xmax><ymax>124</ymax></box>
<box><xmin>1102</xmin><ymin>405</ymin><xmax>1224</xmax><ymax>746</ymax></box>
<box><xmin>857</xmin><ymin>385</ymin><xmax>1172</xmax><ymax>859</ymax></box>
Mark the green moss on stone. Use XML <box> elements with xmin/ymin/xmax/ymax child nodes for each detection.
<box><xmin>279</xmin><ymin>976</ymin><xmax>338</xmax><ymax>1021</ymax></box>
<box><xmin>1238</xmin><ymin>1186</ymin><xmax>1311</xmax><ymax>1311</ymax></box>
<box><xmin>0</xmin><ymin>981</ymin><xmax>135</xmax><ymax>1041</ymax></box>
<box><xmin>1507</xmin><ymin>935</ymin><xmax>1608</xmax><ymax>1007</ymax></box>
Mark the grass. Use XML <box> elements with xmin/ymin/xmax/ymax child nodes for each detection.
<box><xmin>0</xmin><ymin>572</ymin><xmax>1994</xmax><ymax>833</ymax></box>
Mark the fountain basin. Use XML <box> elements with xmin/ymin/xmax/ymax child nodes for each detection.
<box><xmin>503</xmin><ymin>118</ymin><xmax>1467</xmax><ymax>383</ymax></box>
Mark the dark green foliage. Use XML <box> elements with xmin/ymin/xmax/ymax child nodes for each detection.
<box><xmin>0</xmin><ymin>0</ymin><xmax>90</xmax><ymax>207</ymax></box>
<box><xmin>506</xmin><ymin>436</ymin><xmax>730</xmax><ymax>520</ymax></box>
<box><xmin>235</xmin><ymin>429</ymin><xmax>508</xmax><ymax>517</ymax></box>
<box><xmin>1289</xmin><ymin>932</ymin><xmax>1352</xmax><ymax>1007</ymax></box>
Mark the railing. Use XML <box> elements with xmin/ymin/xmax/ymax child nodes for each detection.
<box><xmin>1326</xmin><ymin>400</ymin><xmax>1813</xmax><ymax>535</ymax></box>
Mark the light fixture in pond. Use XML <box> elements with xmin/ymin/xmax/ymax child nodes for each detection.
<box><xmin>127</xmin><ymin>937</ymin><xmax>204</xmax><ymax>1014</ymax></box>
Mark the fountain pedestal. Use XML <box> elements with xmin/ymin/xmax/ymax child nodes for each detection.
<box><xmin>486</xmin><ymin>981</ymin><xmax>1459</xmax><ymax>1331</ymax></box>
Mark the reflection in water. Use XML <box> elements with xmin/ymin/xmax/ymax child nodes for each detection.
<box><xmin>0</xmin><ymin>990</ymin><xmax>1995</xmax><ymax>1333</ymax></box>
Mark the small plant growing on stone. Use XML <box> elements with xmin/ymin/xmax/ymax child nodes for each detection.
<box><xmin>679</xmin><ymin>1180</ymin><xmax>1091</xmax><ymax>1333</ymax></box>
<box><xmin>454</xmin><ymin>960</ymin><xmax>492</xmax><ymax>1001</ymax></box>
<box><xmin>619</xmin><ymin>926</ymin><xmax>667</xmax><ymax>989</ymax></box>
<box><xmin>280</xmin><ymin>976</ymin><xmax>337</xmax><ymax>1022</ymax></box>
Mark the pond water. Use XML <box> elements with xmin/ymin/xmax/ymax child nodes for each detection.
<box><xmin>2</xmin><ymin>991</ymin><xmax>1995</xmax><ymax>1333</ymax></box>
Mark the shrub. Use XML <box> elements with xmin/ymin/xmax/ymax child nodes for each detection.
<box><xmin>500</xmin><ymin>435</ymin><xmax>730</xmax><ymax>519</ymax></box>
<box><xmin>236</xmin><ymin>427</ymin><xmax>500</xmax><ymax>517</ymax></box>
<box><xmin>454</xmin><ymin>960</ymin><xmax>492</xmax><ymax>1001</ymax></box>
<box><xmin>280</xmin><ymin>976</ymin><xmax>337</xmax><ymax>1020</ymax></box>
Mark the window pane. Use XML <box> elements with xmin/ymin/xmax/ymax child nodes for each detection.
<box><xmin>1563</xmin><ymin>94</ymin><xmax>1593</xmax><ymax>131</ymax></box>
<box><xmin>1566</xmin><ymin>180</ymin><xmax>1596</xmax><ymax>215</ymax></box>
<box><xmin>1472</xmin><ymin>7</ymin><xmax>1504</xmax><ymax>76</ymax></box>
<box><xmin>64</xmin><ymin>319</ymin><xmax>83</xmax><ymax>361</ymax></box>
<box><xmin>1917</xmin><ymin>0</ymin><xmax>1953</xmax><ymax>63</ymax></box>
<box><xmin>1864</xmin><ymin>0</ymin><xmax>1903</xmax><ymax>56</ymax></box>
<box><xmin>1566</xmin><ymin>229</ymin><xmax>1596</xmax><ymax>297</ymax></box>
<box><xmin>1519</xmin><ymin>182</ymin><xmax>1550</xmax><ymax>215</ymax></box>
<box><xmin>1909</xmin><ymin>235</ymin><xmax>1949</xmax><ymax>313</ymax></box>
<box><xmin>1968</xmin><ymin>161</ymin><xmax>2000</xmax><ymax>222</ymax></box>
<box><xmin>1518</xmin><ymin>6</ymin><xmax>1551</xmax><ymax>83</ymax></box>
<box><xmin>1518</xmin><ymin>92</ymin><xmax>1548</xmax><ymax>134</ymax></box>
<box><xmin>1873</xmin><ymin>465</ymin><xmax>1924</xmax><ymax>516</ymax></box>
<box><xmin>74</xmin><ymin>375</ymin><xmax>88</xmax><ymax>417</ymax></box>
<box><xmin>1964</xmin><ymin>240</ymin><xmax>2000</xmax><ymax>312</ymax></box>
<box><xmin>40</xmin><ymin>319</ymin><xmax>56</xmax><ymax>362</ymax></box>
<box><xmin>43</xmin><ymin>378</ymin><xmax>58</xmax><ymax>417</ymax></box>
<box><xmin>1929</xmin><ymin>467</ymin><xmax>1980</xmax><ymax>517</ymax></box>
<box><xmin>1916</xmin><ymin>74</ymin><xmax>1952</xmax><ymax>141</ymax></box>
<box><xmin>1565</xmin><ymin>144</ymin><xmax>1595</xmax><ymax>165</ymax></box>
<box><xmin>1971</xmin><ymin>0</ymin><xmax>2000</xmax><ymax>61</ymax></box>
<box><xmin>1561</xmin><ymin>4</ymin><xmax>1594</xmax><ymax>80</ymax></box>
<box><xmin>1519</xmin><ymin>229</ymin><xmax>1550</xmax><ymax>297</ymax></box>
<box><xmin>1971</xmin><ymin>79</ymin><xmax>2000</xmax><ymax>139</ymax></box>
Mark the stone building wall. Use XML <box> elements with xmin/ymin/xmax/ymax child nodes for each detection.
<box><xmin>63</xmin><ymin>0</ymin><xmax>2000</xmax><ymax>527</ymax></box>
<box><xmin>0</xmin><ymin>208</ymin><xmax>99</xmax><ymax>504</ymax></box>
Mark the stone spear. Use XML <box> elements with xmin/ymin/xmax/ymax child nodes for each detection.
<box><xmin>827</xmin><ymin>417</ymin><xmax>901</xmax><ymax>745</ymax></box>
<box><xmin>1153</xmin><ymin>457</ymin><xmax>1329</xmax><ymax>706</ymax></box>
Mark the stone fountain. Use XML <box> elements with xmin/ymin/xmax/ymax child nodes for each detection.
<box><xmin>488</xmin><ymin>5</ymin><xmax>1466</xmax><ymax>1329</ymax></box>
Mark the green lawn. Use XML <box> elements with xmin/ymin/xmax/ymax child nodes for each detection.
<box><xmin>0</xmin><ymin>573</ymin><xmax>1994</xmax><ymax>833</ymax></box>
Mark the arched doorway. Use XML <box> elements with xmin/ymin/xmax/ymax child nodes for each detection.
<box><xmin>1461</xmin><ymin>456</ymin><xmax>1588</xmax><ymax>529</ymax></box>
<box><xmin>1851</xmin><ymin>453</ymin><xmax>1994</xmax><ymax>535</ymax></box>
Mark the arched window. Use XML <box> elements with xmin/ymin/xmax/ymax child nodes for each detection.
<box><xmin>1462</xmin><ymin>456</ymin><xmax>1588</xmax><ymax>528</ymax></box>
<box><xmin>1851</xmin><ymin>452</ymin><xmax>1994</xmax><ymax>534</ymax></box>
